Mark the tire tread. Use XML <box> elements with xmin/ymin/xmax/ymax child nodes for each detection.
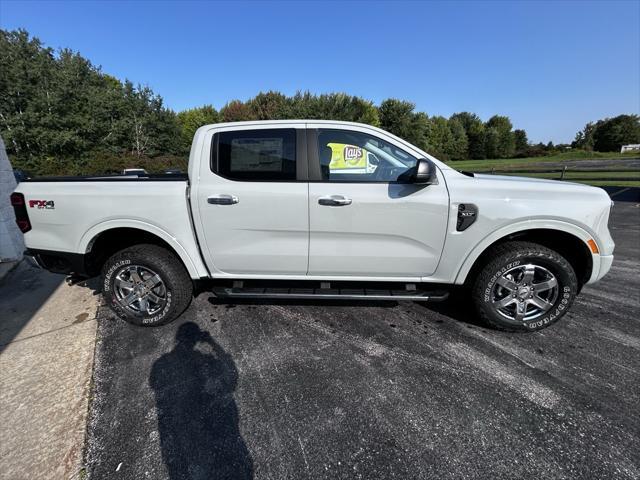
<box><xmin>471</xmin><ymin>241</ymin><xmax>577</xmax><ymax>332</ymax></box>
<box><xmin>101</xmin><ymin>244</ymin><xmax>193</xmax><ymax>326</ymax></box>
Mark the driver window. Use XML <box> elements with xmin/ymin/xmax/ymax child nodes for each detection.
<box><xmin>317</xmin><ymin>129</ymin><xmax>417</xmax><ymax>182</ymax></box>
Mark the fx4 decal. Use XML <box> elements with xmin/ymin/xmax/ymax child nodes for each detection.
<box><xmin>29</xmin><ymin>200</ymin><xmax>55</xmax><ymax>209</ymax></box>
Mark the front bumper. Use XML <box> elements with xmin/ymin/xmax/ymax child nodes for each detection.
<box><xmin>586</xmin><ymin>254</ymin><xmax>614</xmax><ymax>284</ymax></box>
<box><xmin>593</xmin><ymin>254</ymin><xmax>614</xmax><ymax>282</ymax></box>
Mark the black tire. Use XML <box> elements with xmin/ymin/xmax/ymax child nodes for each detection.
<box><xmin>101</xmin><ymin>244</ymin><xmax>193</xmax><ymax>326</ymax></box>
<box><xmin>471</xmin><ymin>241</ymin><xmax>578</xmax><ymax>332</ymax></box>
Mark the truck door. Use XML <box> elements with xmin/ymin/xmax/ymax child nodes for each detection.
<box><xmin>307</xmin><ymin>126</ymin><xmax>449</xmax><ymax>278</ymax></box>
<box><xmin>194</xmin><ymin>125</ymin><xmax>309</xmax><ymax>276</ymax></box>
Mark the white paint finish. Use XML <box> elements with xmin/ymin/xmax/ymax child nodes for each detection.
<box><xmin>431</xmin><ymin>171</ymin><xmax>615</xmax><ymax>285</ymax></box>
<box><xmin>15</xmin><ymin>120</ymin><xmax>615</xmax><ymax>287</ymax></box>
<box><xmin>191</xmin><ymin>123</ymin><xmax>309</xmax><ymax>275</ymax></box>
<box><xmin>308</xmin><ymin>181</ymin><xmax>449</xmax><ymax>276</ymax></box>
<box><xmin>15</xmin><ymin>180</ymin><xmax>208</xmax><ymax>278</ymax></box>
<box><xmin>78</xmin><ymin>218</ymin><xmax>207</xmax><ymax>278</ymax></box>
<box><xmin>195</xmin><ymin>178</ymin><xmax>309</xmax><ymax>275</ymax></box>
<box><xmin>594</xmin><ymin>254</ymin><xmax>614</xmax><ymax>282</ymax></box>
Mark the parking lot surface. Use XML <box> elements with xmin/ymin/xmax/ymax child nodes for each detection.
<box><xmin>0</xmin><ymin>263</ymin><xmax>98</xmax><ymax>480</ymax></box>
<box><xmin>86</xmin><ymin>203</ymin><xmax>639</xmax><ymax>480</ymax></box>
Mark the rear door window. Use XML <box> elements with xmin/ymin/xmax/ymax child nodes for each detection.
<box><xmin>213</xmin><ymin>129</ymin><xmax>296</xmax><ymax>181</ymax></box>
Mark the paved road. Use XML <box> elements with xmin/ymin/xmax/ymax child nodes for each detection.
<box><xmin>86</xmin><ymin>203</ymin><xmax>640</xmax><ymax>480</ymax></box>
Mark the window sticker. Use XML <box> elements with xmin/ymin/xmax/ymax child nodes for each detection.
<box><xmin>230</xmin><ymin>137</ymin><xmax>284</xmax><ymax>172</ymax></box>
<box><xmin>328</xmin><ymin>143</ymin><xmax>378</xmax><ymax>174</ymax></box>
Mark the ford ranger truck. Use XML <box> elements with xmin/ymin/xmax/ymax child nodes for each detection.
<box><xmin>10</xmin><ymin>120</ymin><xmax>615</xmax><ymax>332</ymax></box>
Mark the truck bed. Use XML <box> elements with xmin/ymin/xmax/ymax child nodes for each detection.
<box><xmin>21</xmin><ymin>173</ymin><xmax>189</xmax><ymax>182</ymax></box>
<box><xmin>15</xmin><ymin>176</ymin><xmax>209</xmax><ymax>279</ymax></box>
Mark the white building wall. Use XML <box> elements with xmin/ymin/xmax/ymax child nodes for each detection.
<box><xmin>0</xmin><ymin>135</ymin><xmax>25</xmax><ymax>262</ymax></box>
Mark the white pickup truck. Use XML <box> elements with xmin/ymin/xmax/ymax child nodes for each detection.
<box><xmin>11</xmin><ymin>120</ymin><xmax>614</xmax><ymax>331</ymax></box>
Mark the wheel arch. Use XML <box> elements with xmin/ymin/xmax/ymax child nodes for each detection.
<box><xmin>456</xmin><ymin>223</ymin><xmax>595</xmax><ymax>291</ymax></box>
<box><xmin>79</xmin><ymin>221</ymin><xmax>202</xmax><ymax>279</ymax></box>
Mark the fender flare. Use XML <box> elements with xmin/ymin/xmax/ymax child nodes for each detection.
<box><xmin>78</xmin><ymin>219</ymin><xmax>205</xmax><ymax>279</ymax></box>
<box><xmin>453</xmin><ymin>219</ymin><xmax>599</xmax><ymax>284</ymax></box>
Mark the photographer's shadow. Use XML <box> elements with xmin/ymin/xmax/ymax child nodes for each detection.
<box><xmin>150</xmin><ymin>322</ymin><xmax>253</xmax><ymax>480</ymax></box>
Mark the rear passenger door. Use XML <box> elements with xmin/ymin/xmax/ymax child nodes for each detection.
<box><xmin>195</xmin><ymin>125</ymin><xmax>309</xmax><ymax>276</ymax></box>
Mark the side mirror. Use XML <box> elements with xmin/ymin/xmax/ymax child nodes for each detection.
<box><xmin>413</xmin><ymin>158</ymin><xmax>437</xmax><ymax>184</ymax></box>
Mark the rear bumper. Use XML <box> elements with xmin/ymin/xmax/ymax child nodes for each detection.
<box><xmin>24</xmin><ymin>249</ymin><xmax>88</xmax><ymax>277</ymax></box>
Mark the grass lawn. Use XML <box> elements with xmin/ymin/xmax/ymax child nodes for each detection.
<box><xmin>571</xmin><ymin>180</ymin><xmax>640</xmax><ymax>187</ymax></box>
<box><xmin>448</xmin><ymin>150</ymin><xmax>639</xmax><ymax>171</ymax></box>
<box><xmin>512</xmin><ymin>171</ymin><xmax>640</xmax><ymax>179</ymax></box>
<box><xmin>447</xmin><ymin>150</ymin><xmax>640</xmax><ymax>186</ymax></box>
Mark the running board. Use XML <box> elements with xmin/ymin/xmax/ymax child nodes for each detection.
<box><xmin>212</xmin><ymin>286</ymin><xmax>449</xmax><ymax>302</ymax></box>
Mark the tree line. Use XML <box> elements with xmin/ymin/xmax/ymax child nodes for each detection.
<box><xmin>1</xmin><ymin>29</ymin><xmax>638</xmax><ymax>176</ymax></box>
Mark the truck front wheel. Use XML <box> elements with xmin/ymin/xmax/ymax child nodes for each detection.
<box><xmin>101</xmin><ymin>244</ymin><xmax>193</xmax><ymax>326</ymax></box>
<box><xmin>471</xmin><ymin>241</ymin><xmax>578</xmax><ymax>332</ymax></box>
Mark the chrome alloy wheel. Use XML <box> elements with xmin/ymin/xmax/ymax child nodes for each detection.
<box><xmin>491</xmin><ymin>264</ymin><xmax>559</xmax><ymax>323</ymax></box>
<box><xmin>113</xmin><ymin>265</ymin><xmax>167</xmax><ymax>315</ymax></box>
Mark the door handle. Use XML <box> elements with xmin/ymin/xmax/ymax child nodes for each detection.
<box><xmin>207</xmin><ymin>194</ymin><xmax>239</xmax><ymax>205</ymax></box>
<box><xmin>318</xmin><ymin>195</ymin><xmax>352</xmax><ymax>206</ymax></box>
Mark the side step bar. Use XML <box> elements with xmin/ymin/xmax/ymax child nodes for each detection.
<box><xmin>212</xmin><ymin>286</ymin><xmax>449</xmax><ymax>302</ymax></box>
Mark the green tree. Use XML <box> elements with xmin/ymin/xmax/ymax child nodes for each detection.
<box><xmin>425</xmin><ymin>116</ymin><xmax>453</xmax><ymax>160</ymax></box>
<box><xmin>410</xmin><ymin>112</ymin><xmax>431</xmax><ymax>152</ymax></box>
<box><xmin>485</xmin><ymin>115</ymin><xmax>515</xmax><ymax>158</ymax></box>
<box><xmin>285</xmin><ymin>91</ymin><xmax>379</xmax><ymax>126</ymax></box>
<box><xmin>317</xmin><ymin>93</ymin><xmax>380</xmax><ymax>125</ymax></box>
<box><xmin>592</xmin><ymin>114</ymin><xmax>640</xmax><ymax>152</ymax></box>
<box><xmin>249</xmin><ymin>91</ymin><xmax>290</xmax><ymax>120</ymax></box>
<box><xmin>483</xmin><ymin>127</ymin><xmax>500</xmax><ymax>159</ymax></box>
<box><xmin>572</xmin><ymin>122</ymin><xmax>596</xmax><ymax>150</ymax></box>
<box><xmin>379</xmin><ymin>99</ymin><xmax>415</xmax><ymax>139</ymax></box>
<box><xmin>176</xmin><ymin>105</ymin><xmax>219</xmax><ymax>152</ymax></box>
<box><xmin>379</xmin><ymin>99</ymin><xmax>429</xmax><ymax>149</ymax></box>
<box><xmin>450</xmin><ymin>112</ymin><xmax>485</xmax><ymax>159</ymax></box>
<box><xmin>0</xmin><ymin>29</ymin><xmax>184</xmax><ymax>174</ymax></box>
<box><xmin>513</xmin><ymin>129</ymin><xmax>528</xmax><ymax>155</ymax></box>
<box><xmin>447</xmin><ymin>117</ymin><xmax>468</xmax><ymax>160</ymax></box>
<box><xmin>220</xmin><ymin>100</ymin><xmax>254</xmax><ymax>122</ymax></box>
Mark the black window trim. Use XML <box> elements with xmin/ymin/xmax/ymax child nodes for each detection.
<box><xmin>210</xmin><ymin>128</ymin><xmax>308</xmax><ymax>182</ymax></box>
<box><xmin>306</xmin><ymin>128</ymin><xmax>421</xmax><ymax>184</ymax></box>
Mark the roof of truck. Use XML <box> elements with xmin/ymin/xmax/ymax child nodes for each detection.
<box><xmin>201</xmin><ymin>119</ymin><xmax>379</xmax><ymax>128</ymax></box>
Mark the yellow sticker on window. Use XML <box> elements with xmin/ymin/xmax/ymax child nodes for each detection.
<box><xmin>328</xmin><ymin>143</ymin><xmax>368</xmax><ymax>172</ymax></box>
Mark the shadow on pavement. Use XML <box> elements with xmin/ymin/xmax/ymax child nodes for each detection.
<box><xmin>0</xmin><ymin>262</ymin><xmax>63</xmax><ymax>353</ymax></box>
<box><xmin>150</xmin><ymin>322</ymin><xmax>253</xmax><ymax>480</ymax></box>
<box><xmin>414</xmin><ymin>287</ymin><xmax>487</xmax><ymax>328</ymax></box>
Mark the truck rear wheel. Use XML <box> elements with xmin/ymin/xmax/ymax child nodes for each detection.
<box><xmin>471</xmin><ymin>241</ymin><xmax>578</xmax><ymax>332</ymax></box>
<box><xmin>101</xmin><ymin>244</ymin><xmax>193</xmax><ymax>326</ymax></box>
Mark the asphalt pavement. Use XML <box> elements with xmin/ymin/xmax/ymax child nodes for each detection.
<box><xmin>86</xmin><ymin>202</ymin><xmax>640</xmax><ymax>480</ymax></box>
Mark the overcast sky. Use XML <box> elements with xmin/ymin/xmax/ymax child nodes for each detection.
<box><xmin>2</xmin><ymin>0</ymin><xmax>639</xmax><ymax>143</ymax></box>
